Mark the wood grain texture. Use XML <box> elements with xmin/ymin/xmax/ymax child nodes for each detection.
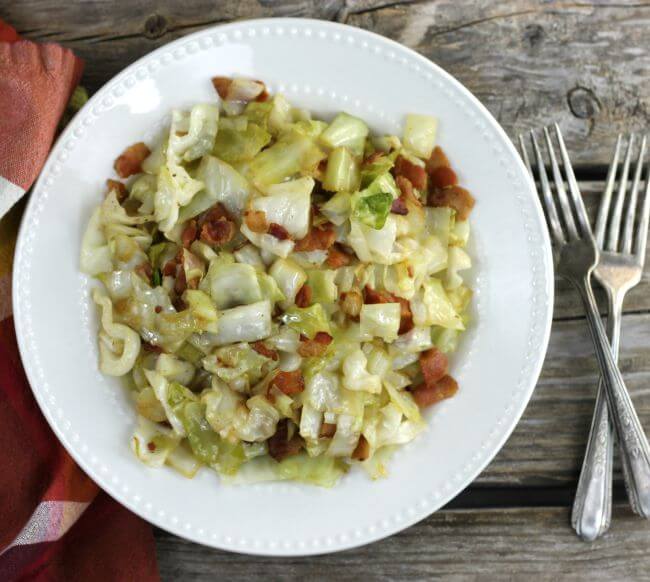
<box><xmin>6</xmin><ymin>0</ymin><xmax>650</xmax><ymax>572</ymax></box>
<box><xmin>4</xmin><ymin>0</ymin><xmax>650</xmax><ymax>165</ymax></box>
<box><xmin>154</xmin><ymin>505</ymin><xmax>650</xmax><ymax>580</ymax></box>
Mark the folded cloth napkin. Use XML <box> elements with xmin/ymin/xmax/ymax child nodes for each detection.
<box><xmin>0</xmin><ymin>20</ymin><xmax>159</xmax><ymax>581</ymax></box>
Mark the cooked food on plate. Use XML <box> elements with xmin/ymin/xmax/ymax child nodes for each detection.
<box><xmin>80</xmin><ymin>76</ymin><xmax>475</xmax><ymax>486</ymax></box>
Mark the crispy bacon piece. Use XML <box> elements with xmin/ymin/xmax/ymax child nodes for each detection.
<box><xmin>142</xmin><ymin>342</ymin><xmax>163</xmax><ymax>354</ymax></box>
<box><xmin>268</xmin><ymin>419</ymin><xmax>304</xmax><ymax>462</ymax></box>
<box><xmin>397</xmin><ymin>297</ymin><xmax>414</xmax><ymax>335</ymax></box>
<box><xmin>410</xmin><ymin>375</ymin><xmax>459</xmax><ymax>408</ymax></box>
<box><xmin>200</xmin><ymin>203</ymin><xmax>229</xmax><ymax>223</ymax></box>
<box><xmin>211</xmin><ymin>76</ymin><xmax>266</xmax><ymax>102</ymax></box>
<box><xmin>270</xmin><ymin>370</ymin><xmax>305</xmax><ymax>396</ymax></box>
<box><xmin>113</xmin><ymin>142</ymin><xmax>150</xmax><ymax>178</ymax></box>
<box><xmin>106</xmin><ymin>179</ymin><xmax>128</xmax><ymax>202</ymax></box>
<box><xmin>174</xmin><ymin>268</ymin><xmax>188</xmax><ymax>295</ymax></box>
<box><xmin>425</xmin><ymin>146</ymin><xmax>451</xmax><ymax>174</ymax></box>
<box><xmin>363</xmin><ymin>286</ymin><xmax>413</xmax><ymax>335</ymax></box>
<box><xmin>428</xmin><ymin>185</ymin><xmax>475</xmax><ymax>220</ymax></box>
<box><xmin>351</xmin><ymin>435</ymin><xmax>370</xmax><ymax>461</ymax></box>
<box><xmin>339</xmin><ymin>288</ymin><xmax>363</xmax><ymax>319</ymax></box>
<box><xmin>390</xmin><ymin>197</ymin><xmax>409</xmax><ymax>215</ymax></box>
<box><xmin>396</xmin><ymin>175</ymin><xmax>422</xmax><ymax>208</ymax></box>
<box><xmin>294</xmin><ymin>223</ymin><xmax>336</xmax><ymax>252</ymax></box>
<box><xmin>430</xmin><ymin>166</ymin><xmax>458</xmax><ymax>189</ymax></box>
<box><xmin>134</xmin><ymin>261</ymin><xmax>153</xmax><ymax>283</ymax></box>
<box><xmin>268</xmin><ymin>223</ymin><xmax>290</xmax><ymax>241</ymax></box>
<box><xmin>200</xmin><ymin>217</ymin><xmax>235</xmax><ymax>246</ymax></box>
<box><xmin>394</xmin><ymin>155</ymin><xmax>427</xmax><ymax>191</ymax></box>
<box><xmin>295</xmin><ymin>284</ymin><xmax>312</xmax><ymax>308</ymax></box>
<box><xmin>162</xmin><ymin>258</ymin><xmax>178</xmax><ymax>277</ymax></box>
<box><xmin>319</xmin><ymin>422</ymin><xmax>337</xmax><ymax>438</ymax></box>
<box><xmin>297</xmin><ymin>332</ymin><xmax>333</xmax><ymax>357</ymax></box>
<box><xmin>419</xmin><ymin>347</ymin><xmax>449</xmax><ymax>387</ymax></box>
<box><xmin>181</xmin><ymin>219</ymin><xmax>199</xmax><ymax>248</ymax></box>
<box><xmin>325</xmin><ymin>244</ymin><xmax>352</xmax><ymax>268</ymax></box>
<box><xmin>244</xmin><ymin>210</ymin><xmax>268</xmax><ymax>233</ymax></box>
<box><xmin>252</xmin><ymin>341</ymin><xmax>279</xmax><ymax>361</ymax></box>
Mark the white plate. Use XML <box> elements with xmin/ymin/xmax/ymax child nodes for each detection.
<box><xmin>13</xmin><ymin>18</ymin><xmax>553</xmax><ymax>556</ymax></box>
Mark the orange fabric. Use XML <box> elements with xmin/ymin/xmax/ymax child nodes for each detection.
<box><xmin>0</xmin><ymin>18</ymin><xmax>159</xmax><ymax>581</ymax></box>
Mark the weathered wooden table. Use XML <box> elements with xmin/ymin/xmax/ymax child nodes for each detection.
<box><xmin>5</xmin><ymin>0</ymin><xmax>650</xmax><ymax>578</ymax></box>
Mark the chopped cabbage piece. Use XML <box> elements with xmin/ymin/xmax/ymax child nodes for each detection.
<box><xmin>403</xmin><ymin>114</ymin><xmax>438</xmax><ymax>159</ymax></box>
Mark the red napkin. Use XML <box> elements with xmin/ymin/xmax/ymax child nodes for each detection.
<box><xmin>0</xmin><ymin>20</ymin><xmax>159</xmax><ymax>581</ymax></box>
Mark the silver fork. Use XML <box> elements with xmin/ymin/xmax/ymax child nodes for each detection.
<box><xmin>518</xmin><ymin>125</ymin><xmax>650</xmax><ymax>535</ymax></box>
<box><xmin>569</xmin><ymin>134</ymin><xmax>650</xmax><ymax>540</ymax></box>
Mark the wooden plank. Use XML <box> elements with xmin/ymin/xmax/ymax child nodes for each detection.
<box><xmin>4</xmin><ymin>1</ymin><xmax>650</xmax><ymax>165</ymax></box>
<box><xmin>153</xmin><ymin>504</ymin><xmax>650</xmax><ymax>580</ymax></box>
<box><xmin>478</xmin><ymin>312</ymin><xmax>650</xmax><ymax>485</ymax></box>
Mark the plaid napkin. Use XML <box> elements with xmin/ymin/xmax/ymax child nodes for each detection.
<box><xmin>0</xmin><ymin>20</ymin><xmax>159</xmax><ymax>581</ymax></box>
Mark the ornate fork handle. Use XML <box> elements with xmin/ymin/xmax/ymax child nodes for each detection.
<box><xmin>571</xmin><ymin>291</ymin><xmax>620</xmax><ymax>541</ymax></box>
<box><xmin>572</xmin><ymin>274</ymin><xmax>650</xmax><ymax>518</ymax></box>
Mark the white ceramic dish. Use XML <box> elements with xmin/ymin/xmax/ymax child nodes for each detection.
<box><xmin>13</xmin><ymin>18</ymin><xmax>553</xmax><ymax>556</ymax></box>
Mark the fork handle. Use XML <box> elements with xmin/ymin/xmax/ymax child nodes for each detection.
<box><xmin>571</xmin><ymin>291</ymin><xmax>620</xmax><ymax>541</ymax></box>
<box><xmin>574</xmin><ymin>275</ymin><xmax>650</xmax><ymax>518</ymax></box>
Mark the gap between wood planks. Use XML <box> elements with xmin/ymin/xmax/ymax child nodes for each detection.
<box><xmin>445</xmin><ymin>483</ymin><xmax>628</xmax><ymax>510</ymax></box>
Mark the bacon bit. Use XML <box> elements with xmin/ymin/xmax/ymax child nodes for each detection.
<box><xmin>147</xmin><ymin>441</ymin><xmax>157</xmax><ymax>452</ymax></box>
<box><xmin>397</xmin><ymin>297</ymin><xmax>414</xmax><ymax>335</ymax></box>
<box><xmin>162</xmin><ymin>259</ymin><xmax>178</xmax><ymax>277</ymax></box>
<box><xmin>200</xmin><ymin>217</ymin><xmax>235</xmax><ymax>246</ymax></box>
<box><xmin>419</xmin><ymin>347</ymin><xmax>449</xmax><ymax>387</ymax></box>
<box><xmin>351</xmin><ymin>435</ymin><xmax>370</xmax><ymax>461</ymax></box>
<box><xmin>154</xmin><ymin>306</ymin><xmax>162</xmax><ymax>314</ymax></box>
<box><xmin>395</xmin><ymin>175</ymin><xmax>422</xmax><ymax>208</ymax></box>
<box><xmin>252</xmin><ymin>341</ymin><xmax>279</xmax><ymax>361</ymax></box>
<box><xmin>295</xmin><ymin>284</ymin><xmax>312</xmax><ymax>308</ymax></box>
<box><xmin>294</xmin><ymin>223</ymin><xmax>336</xmax><ymax>252</ymax></box>
<box><xmin>211</xmin><ymin>76</ymin><xmax>232</xmax><ymax>99</ymax></box>
<box><xmin>271</xmin><ymin>370</ymin><xmax>305</xmax><ymax>396</ymax></box>
<box><xmin>113</xmin><ymin>142</ymin><xmax>150</xmax><ymax>178</ymax></box>
<box><xmin>244</xmin><ymin>210</ymin><xmax>269</xmax><ymax>234</ymax></box>
<box><xmin>143</xmin><ymin>342</ymin><xmax>163</xmax><ymax>354</ymax></box>
<box><xmin>174</xmin><ymin>268</ymin><xmax>188</xmax><ymax>295</ymax></box>
<box><xmin>339</xmin><ymin>288</ymin><xmax>363</xmax><ymax>319</ymax></box>
<box><xmin>106</xmin><ymin>179</ymin><xmax>128</xmax><ymax>202</ymax></box>
<box><xmin>325</xmin><ymin>244</ymin><xmax>352</xmax><ymax>268</ymax></box>
<box><xmin>411</xmin><ymin>375</ymin><xmax>459</xmax><ymax>408</ymax></box>
<box><xmin>181</xmin><ymin>220</ymin><xmax>199</xmax><ymax>248</ymax></box>
<box><xmin>256</xmin><ymin>88</ymin><xmax>270</xmax><ymax>102</ymax></box>
<box><xmin>319</xmin><ymin>422</ymin><xmax>337</xmax><ymax>438</ymax></box>
<box><xmin>134</xmin><ymin>261</ymin><xmax>153</xmax><ymax>283</ymax></box>
<box><xmin>394</xmin><ymin>155</ymin><xmax>428</xmax><ymax>191</ymax></box>
<box><xmin>268</xmin><ymin>223</ymin><xmax>290</xmax><ymax>241</ymax></box>
<box><xmin>428</xmin><ymin>185</ymin><xmax>475</xmax><ymax>220</ymax></box>
<box><xmin>172</xmin><ymin>297</ymin><xmax>187</xmax><ymax>312</ymax></box>
<box><xmin>297</xmin><ymin>332</ymin><xmax>333</xmax><ymax>357</ymax></box>
<box><xmin>390</xmin><ymin>197</ymin><xmax>409</xmax><ymax>215</ymax></box>
<box><xmin>363</xmin><ymin>151</ymin><xmax>384</xmax><ymax>166</ymax></box>
<box><xmin>430</xmin><ymin>166</ymin><xmax>458</xmax><ymax>189</ymax></box>
<box><xmin>363</xmin><ymin>285</ymin><xmax>393</xmax><ymax>305</ymax></box>
<box><xmin>212</xmin><ymin>77</ymin><xmax>266</xmax><ymax>102</ymax></box>
<box><xmin>200</xmin><ymin>203</ymin><xmax>230</xmax><ymax>224</ymax></box>
<box><xmin>425</xmin><ymin>146</ymin><xmax>451</xmax><ymax>174</ymax></box>
<box><xmin>268</xmin><ymin>419</ymin><xmax>304</xmax><ymax>462</ymax></box>
<box><xmin>363</xmin><ymin>286</ymin><xmax>413</xmax><ymax>334</ymax></box>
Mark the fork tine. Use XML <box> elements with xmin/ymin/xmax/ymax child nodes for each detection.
<box><xmin>518</xmin><ymin>134</ymin><xmax>534</xmax><ymax>176</ymax></box>
<box><xmin>622</xmin><ymin>136</ymin><xmax>647</xmax><ymax>254</ymax></box>
<box><xmin>527</xmin><ymin>131</ymin><xmax>566</xmax><ymax>244</ymax></box>
<box><xmin>595</xmin><ymin>135</ymin><xmax>623</xmax><ymax>248</ymax></box>
<box><xmin>553</xmin><ymin>123</ymin><xmax>592</xmax><ymax>237</ymax></box>
<box><xmin>543</xmin><ymin>126</ymin><xmax>580</xmax><ymax>240</ymax></box>
<box><xmin>607</xmin><ymin>134</ymin><xmax>635</xmax><ymax>251</ymax></box>
<box><xmin>634</xmin><ymin>140</ymin><xmax>650</xmax><ymax>261</ymax></box>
